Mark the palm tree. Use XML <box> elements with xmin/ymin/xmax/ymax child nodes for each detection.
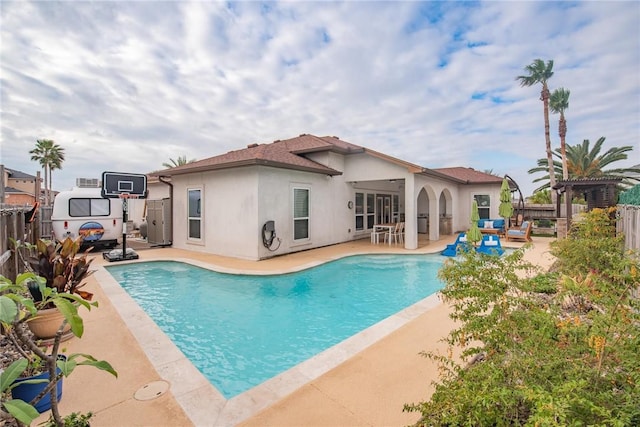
<box><xmin>528</xmin><ymin>137</ymin><xmax>640</xmax><ymax>192</ymax></box>
<box><xmin>29</xmin><ymin>139</ymin><xmax>65</xmax><ymax>206</ymax></box>
<box><xmin>517</xmin><ymin>59</ymin><xmax>556</xmax><ymax>199</ymax></box>
<box><xmin>550</xmin><ymin>88</ymin><xmax>570</xmax><ymax>180</ymax></box>
<box><xmin>162</xmin><ymin>155</ymin><xmax>196</xmax><ymax>169</ymax></box>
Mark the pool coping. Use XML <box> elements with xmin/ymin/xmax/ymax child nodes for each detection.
<box><xmin>94</xmin><ymin>253</ymin><xmax>444</xmax><ymax>426</ymax></box>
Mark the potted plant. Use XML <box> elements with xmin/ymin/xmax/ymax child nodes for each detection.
<box><xmin>18</xmin><ymin>237</ymin><xmax>95</xmax><ymax>341</ymax></box>
<box><xmin>8</xmin><ymin>353</ymin><xmax>64</xmax><ymax>413</ymax></box>
<box><xmin>0</xmin><ymin>272</ymin><xmax>117</xmax><ymax>426</ymax></box>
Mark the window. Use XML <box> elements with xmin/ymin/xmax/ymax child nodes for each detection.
<box><xmin>366</xmin><ymin>194</ymin><xmax>375</xmax><ymax>229</ymax></box>
<box><xmin>188</xmin><ymin>189</ymin><xmax>201</xmax><ymax>239</ymax></box>
<box><xmin>474</xmin><ymin>194</ymin><xmax>490</xmax><ymax>219</ymax></box>
<box><xmin>69</xmin><ymin>198</ymin><xmax>110</xmax><ymax>217</ymax></box>
<box><xmin>355</xmin><ymin>192</ymin><xmax>377</xmax><ymax>230</ymax></box>
<box><xmin>393</xmin><ymin>194</ymin><xmax>399</xmax><ymax>222</ymax></box>
<box><xmin>355</xmin><ymin>193</ymin><xmax>364</xmax><ymax>230</ymax></box>
<box><xmin>293</xmin><ymin>188</ymin><xmax>309</xmax><ymax>240</ymax></box>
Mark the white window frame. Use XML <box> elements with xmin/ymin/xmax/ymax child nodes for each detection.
<box><xmin>473</xmin><ymin>194</ymin><xmax>491</xmax><ymax>220</ymax></box>
<box><xmin>355</xmin><ymin>192</ymin><xmax>364</xmax><ymax>231</ymax></box>
<box><xmin>293</xmin><ymin>186</ymin><xmax>310</xmax><ymax>241</ymax></box>
<box><xmin>366</xmin><ymin>193</ymin><xmax>375</xmax><ymax>229</ymax></box>
<box><xmin>355</xmin><ymin>192</ymin><xmax>377</xmax><ymax>231</ymax></box>
<box><xmin>187</xmin><ymin>188</ymin><xmax>202</xmax><ymax>241</ymax></box>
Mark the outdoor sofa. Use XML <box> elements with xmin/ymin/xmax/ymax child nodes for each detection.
<box><xmin>478</xmin><ymin>218</ymin><xmax>506</xmax><ymax>235</ymax></box>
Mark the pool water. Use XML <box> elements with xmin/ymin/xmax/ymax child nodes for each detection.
<box><xmin>105</xmin><ymin>254</ymin><xmax>444</xmax><ymax>398</ymax></box>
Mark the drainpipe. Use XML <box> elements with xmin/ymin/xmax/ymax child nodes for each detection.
<box><xmin>158</xmin><ymin>176</ymin><xmax>173</xmax><ymax>245</ymax></box>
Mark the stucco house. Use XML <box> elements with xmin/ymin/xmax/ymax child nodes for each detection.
<box><xmin>149</xmin><ymin>134</ymin><xmax>505</xmax><ymax>260</ymax></box>
<box><xmin>1</xmin><ymin>167</ymin><xmax>40</xmax><ymax>206</ymax></box>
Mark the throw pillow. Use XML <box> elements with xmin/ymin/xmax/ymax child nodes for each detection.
<box><xmin>484</xmin><ymin>221</ymin><xmax>494</xmax><ymax>229</ymax></box>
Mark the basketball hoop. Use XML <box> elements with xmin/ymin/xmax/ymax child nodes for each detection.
<box><xmin>118</xmin><ymin>193</ymin><xmax>140</xmax><ymax>200</ymax></box>
<box><xmin>101</xmin><ymin>172</ymin><xmax>147</xmax><ymax>199</ymax></box>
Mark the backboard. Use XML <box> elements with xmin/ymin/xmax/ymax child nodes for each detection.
<box><xmin>101</xmin><ymin>171</ymin><xmax>148</xmax><ymax>199</ymax></box>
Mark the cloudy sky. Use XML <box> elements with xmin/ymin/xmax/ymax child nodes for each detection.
<box><xmin>2</xmin><ymin>1</ymin><xmax>639</xmax><ymax>197</ymax></box>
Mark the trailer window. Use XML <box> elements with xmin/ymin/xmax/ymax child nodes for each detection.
<box><xmin>69</xmin><ymin>198</ymin><xmax>111</xmax><ymax>217</ymax></box>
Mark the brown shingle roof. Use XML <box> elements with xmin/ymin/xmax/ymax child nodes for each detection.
<box><xmin>153</xmin><ymin>134</ymin><xmax>352</xmax><ymax>177</ymax></box>
<box><xmin>432</xmin><ymin>167</ymin><xmax>503</xmax><ymax>184</ymax></box>
<box><xmin>277</xmin><ymin>134</ymin><xmax>365</xmax><ymax>154</ymax></box>
<box><xmin>150</xmin><ymin>134</ymin><xmax>502</xmax><ymax>186</ymax></box>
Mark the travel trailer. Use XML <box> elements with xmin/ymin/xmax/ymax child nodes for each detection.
<box><xmin>51</xmin><ymin>187</ymin><xmax>123</xmax><ymax>248</ymax></box>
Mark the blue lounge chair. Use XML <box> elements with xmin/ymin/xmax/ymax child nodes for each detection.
<box><xmin>441</xmin><ymin>233</ymin><xmax>472</xmax><ymax>257</ymax></box>
<box><xmin>476</xmin><ymin>234</ymin><xmax>505</xmax><ymax>256</ymax></box>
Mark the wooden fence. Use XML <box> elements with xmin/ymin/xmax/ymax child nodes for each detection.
<box><xmin>0</xmin><ymin>207</ymin><xmax>38</xmax><ymax>281</ymax></box>
<box><xmin>519</xmin><ymin>203</ymin><xmax>587</xmax><ymax>220</ymax></box>
<box><xmin>617</xmin><ymin>204</ymin><xmax>640</xmax><ymax>253</ymax></box>
<box><xmin>40</xmin><ymin>206</ymin><xmax>53</xmax><ymax>240</ymax></box>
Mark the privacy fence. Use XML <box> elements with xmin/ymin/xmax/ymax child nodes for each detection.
<box><xmin>0</xmin><ymin>206</ymin><xmax>37</xmax><ymax>281</ymax></box>
<box><xmin>617</xmin><ymin>204</ymin><xmax>640</xmax><ymax>253</ymax></box>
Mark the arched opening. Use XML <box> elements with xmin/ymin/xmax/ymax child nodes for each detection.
<box><xmin>417</xmin><ymin>188</ymin><xmax>430</xmax><ymax>235</ymax></box>
<box><xmin>438</xmin><ymin>189</ymin><xmax>453</xmax><ymax>235</ymax></box>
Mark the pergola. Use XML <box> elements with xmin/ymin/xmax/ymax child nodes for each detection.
<box><xmin>553</xmin><ymin>177</ymin><xmax>622</xmax><ymax>228</ymax></box>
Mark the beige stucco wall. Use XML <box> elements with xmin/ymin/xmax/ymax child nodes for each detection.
<box><xmin>256</xmin><ymin>166</ymin><xmax>353</xmax><ymax>259</ymax></box>
<box><xmin>163</xmin><ymin>149</ymin><xmax>503</xmax><ymax>259</ymax></box>
<box><xmin>168</xmin><ymin>165</ymin><xmax>357</xmax><ymax>260</ymax></box>
<box><xmin>7</xmin><ymin>177</ymin><xmax>37</xmax><ymax>194</ymax></box>
<box><xmin>455</xmin><ymin>185</ymin><xmax>504</xmax><ymax>233</ymax></box>
<box><xmin>169</xmin><ymin>168</ymin><xmax>258</xmax><ymax>259</ymax></box>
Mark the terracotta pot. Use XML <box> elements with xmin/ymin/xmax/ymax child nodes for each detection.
<box><xmin>27</xmin><ymin>307</ymin><xmax>73</xmax><ymax>342</ymax></box>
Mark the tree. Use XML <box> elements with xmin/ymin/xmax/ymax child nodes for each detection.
<box><xmin>162</xmin><ymin>155</ymin><xmax>196</xmax><ymax>169</ymax></box>
<box><xmin>528</xmin><ymin>189</ymin><xmax>552</xmax><ymax>204</ymax></box>
<box><xmin>517</xmin><ymin>59</ymin><xmax>556</xmax><ymax>200</ymax></box>
<box><xmin>528</xmin><ymin>137</ymin><xmax>640</xmax><ymax>192</ymax></box>
<box><xmin>29</xmin><ymin>139</ymin><xmax>65</xmax><ymax>206</ymax></box>
<box><xmin>550</xmin><ymin>87</ymin><xmax>570</xmax><ymax>180</ymax></box>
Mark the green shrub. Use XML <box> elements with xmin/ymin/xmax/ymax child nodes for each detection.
<box><xmin>523</xmin><ymin>272</ymin><xmax>559</xmax><ymax>294</ymax></box>
<box><xmin>535</xmin><ymin>219</ymin><xmax>552</xmax><ymax>228</ymax></box>
<box><xmin>405</xmin><ymin>209</ymin><xmax>640</xmax><ymax>426</ymax></box>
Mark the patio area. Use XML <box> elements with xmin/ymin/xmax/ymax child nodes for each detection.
<box><xmin>32</xmin><ymin>235</ymin><xmax>556</xmax><ymax>427</ymax></box>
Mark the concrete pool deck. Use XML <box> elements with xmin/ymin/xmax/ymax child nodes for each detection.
<box><xmin>33</xmin><ymin>235</ymin><xmax>556</xmax><ymax>427</ymax></box>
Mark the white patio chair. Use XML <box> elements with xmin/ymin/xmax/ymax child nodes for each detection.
<box><xmin>386</xmin><ymin>222</ymin><xmax>404</xmax><ymax>244</ymax></box>
<box><xmin>371</xmin><ymin>228</ymin><xmax>387</xmax><ymax>244</ymax></box>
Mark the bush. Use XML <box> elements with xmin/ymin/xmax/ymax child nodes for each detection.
<box><xmin>405</xmin><ymin>209</ymin><xmax>640</xmax><ymax>426</ymax></box>
<box><xmin>535</xmin><ymin>219</ymin><xmax>552</xmax><ymax>228</ymax></box>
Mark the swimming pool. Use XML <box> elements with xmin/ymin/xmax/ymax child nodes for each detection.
<box><xmin>105</xmin><ymin>254</ymin><xmax>444</xmax><ymax>398</ymax></box>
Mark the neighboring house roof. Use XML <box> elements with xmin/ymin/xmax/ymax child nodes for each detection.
<box><xmin>431</xmin><ymin>167</ymin><xmax>503</xmax><ymax>185</ymax></box>
<box><xmin>5</xmin><ymin>168</ymin><xmax>37</xmax><ymax>180</ymax></box>
<box><xmin>150</xmin><ymin>134</ymin><xmax>503</xmax><ymax>185</ymax></box>
<box><xmin>4</xmin><ymin>186</ymin><xmax>32</xmax><ymax>195</ymax></box>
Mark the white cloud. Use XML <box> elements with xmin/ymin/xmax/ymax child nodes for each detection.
<box><xmin>1</xmin><ymin>1</ymin><xmax>638</xmax><ymax>197</ymax></box>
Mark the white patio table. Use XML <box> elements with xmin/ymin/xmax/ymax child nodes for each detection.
<box><xmin>374</xmin><ymin>223</ymin><xmax>396</xmax><ymax>246</ymax></box>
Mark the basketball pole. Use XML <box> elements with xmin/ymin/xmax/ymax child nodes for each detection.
<box><xmin>121</xmin><ymin>195</ymin><xmax>128</xmax><ymax>259</ymax></box>
<box><xmin>101</xmin><ymin>171</ymin><xmax>146</xmax><ymax>262</ymax></box>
